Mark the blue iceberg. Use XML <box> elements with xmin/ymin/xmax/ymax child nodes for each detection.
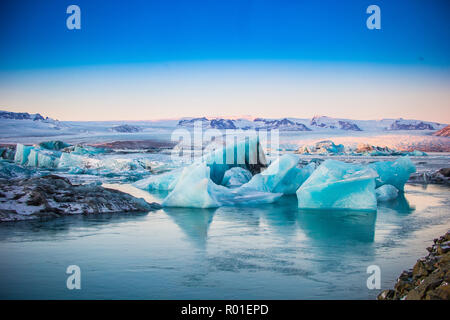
<box><xmin>203</xmin><ymin>137</ymin><xmax>267</xmax><ymax>185</ymax></box>
<box><xmin>368</xmin><ymin>156</ymin><xmax>416</xmax><ymax>191</ymax></box>
<box><xmin>14</xmin><ymin>144</ymin><xmax>34</xmax><ymax>165</ymax></box>
<box><xmin>133</xmin><ymin>168</ymin><xmax>183</xmax><ymax>191</ymax></box>
<box><xmin>241</xmin><ymin>154</ymin><xmax>316</xmax><ymax>194</ymax></box>
<box><xmin>296</xmin><ymin>160</ymin><xmax>378</xmax><ymax>211</ymax></box>
<box><xmin>27</xmin><ymin>148</ymin><xmax>60</xmax><ymax>168</ymax></box>
<box><xmin>38</xmin><ymin>141</ymin><xmax>71</xmax><ymax>151</ymax></box>
<box><xmin>162</xmin><ymin>163</ymin><xmax>281</xmax><ymax>208</ymax></box>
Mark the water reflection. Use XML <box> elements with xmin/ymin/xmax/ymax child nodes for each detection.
<box><xmin>0</xmin><ymin>212</ymin><xmax>151</xmax><ymax>242</ymax></box>
<box><xmin>377</xmin><ymin>193</ymin><xmax>415</xmax><ymax>214</ymax></box>
<box><xmin>163</xmin><ymin>207</ymin><xmax>217</xmax><ymax>248</ymax></box>
<box><xmin>296</xmin><ymin>209</ymin><xmax>377</xmax><ymax>243</ymax></box>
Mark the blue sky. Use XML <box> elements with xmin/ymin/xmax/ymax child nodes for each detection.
<box><xmin>0</xmin><ymin>0</ymin><xmax>449</xmax><ymax>121</ymax></box>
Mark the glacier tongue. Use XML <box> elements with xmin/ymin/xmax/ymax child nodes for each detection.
<box><xmin>296</xmin><ymin>160</ymin><xmax>378</xmax><ymax>211</ymax></box>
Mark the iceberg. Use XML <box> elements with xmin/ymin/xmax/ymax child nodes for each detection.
<box><xmin>203</xmin><ymin>137</ymin><xmax>267</xmax><ymax>185</ymax></box>
<box><xmin>221</xmin><ymin>167</ymin><xmax>252</xmax><ymax>187</ymax></box>
<box><xmin>241</xmin><ymin>154</ymin><xmax>316</xmax><ymax>194</ymax></box>
<box><xmin>27</xmin><ymin>148</ymin><xmax>60</xmax><ymax>168</ymax></box>
<box><xmin>14</xmin><ymin>144</ymin><xmax>34</xmax><ymax>165</ymax></box>
<box><xmin>297</xmin><ymin>140</ymin><xmax>345</xmax><ymax>155</ymax></box>
<box><xmin>38</xmin><ymin>141</ymin><xmax>71</xmax><ymax>151</ymax></box>
<box><xmin>368</xmin><ymin>156</ymin><xmax>416</xmax><ymax>191</ymax></box>
<box><xmin>162</xmin><ymin>162</ymin><xmax>282</xmax><ymax>208</ymax></box>
<box><xmin>133</xmin><ymin>168</ymin><xmax>183</xmax><ymax>191</ymax></box>
<box><xmin>64</xmin><ymin>145</ymin><xmax>107</xmax><ymax>155</ymax></box>
<box><xmin>296</xmin><ymin>160</ymin><xmax>378</xmax><ymax>211</ymax></box>
<box><xmin>375</xmin><ymin>184</ymin><xmax>399</xmax><ymax>202</ymax></box>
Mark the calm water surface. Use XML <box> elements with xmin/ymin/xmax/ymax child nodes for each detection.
<box><xmin>0</xmin><ymin>184</ymin><xmax>449</xmax><ymax>299</ymax></box>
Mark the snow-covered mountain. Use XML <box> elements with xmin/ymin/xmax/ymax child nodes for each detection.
<box><xmin>388</xmin><ymin>119</ymin><xmax>441</xmax><ymax>131</ymax></box>
<box><xmin>309</xmin><ymin>116</ymin><xmax>362</xmax><ymax>131</ymax></box>
<box><xmin>433</xmin><ymin>125</ymin><xmax>450</xmax><ymax>137</ymax></box>
<box><xmin>253</xmin><ymin>118</ymin><xmax>311</xmax><ymax>131</ymax></box>
<box><xmin>177</xmin><ymin>116</ymin><xmax>446</xmax><ymax>132</ymax></box>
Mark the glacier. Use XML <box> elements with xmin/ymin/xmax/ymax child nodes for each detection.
<box><xmin>296</xmin><ymin>160</ymin><xmax>378</xmax><ymax>211</ymax></box>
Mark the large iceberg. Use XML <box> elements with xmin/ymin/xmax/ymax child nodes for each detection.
<box><xmin>162</xmin><ymin>162</ymin><xmax>281</xmax><ymax>208</ymax></box>
<box><xmin>296</xmin><ymin>160</ymin><xmax>378</xmax><ymax>211</ymax></box>
<box><xmin>241</xmin><ymin>154</ymin><xmax>316</xmax><ymax>194</ymax></box>
<box><xmin>368</xmin><ymin>156</ymin><xmax>416</xmax><ymax>191</ymax></box>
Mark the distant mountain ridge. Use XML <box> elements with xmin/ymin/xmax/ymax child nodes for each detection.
<box><xmin>177</xmin><ymin>116</ymin><xmax>446</xmax><ymax>132</ymax></box>
<box><xmin>0</xmin><ymin>110</ymin><xmax>49</xmax><ymax>121</ymax></box>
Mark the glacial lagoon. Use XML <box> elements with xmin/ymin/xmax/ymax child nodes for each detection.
<box><xmin>0</xmin><ymin>183</ymin><xmax>449</xmax><ymax>299</ymax></box>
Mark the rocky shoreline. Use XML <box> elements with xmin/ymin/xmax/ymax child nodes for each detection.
<box><xmin>0</xmin><ymin>175</ymin><xmax>161</xmax><ymax>222</ymax></box>
<box><xmin>378</xmin><ymin>231</ymin><xmax>450</xmax><ymax>300</ymax></box>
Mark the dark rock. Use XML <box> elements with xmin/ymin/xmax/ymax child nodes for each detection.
<box><xmin>0</xmin><ymin>175</ymin><xmax>161</xmax><ymax>222</ymax></box>
<box><xmin>378</xmin><ymin>231</ymin><xmax>450</xmax><ymax>300</ymax></box>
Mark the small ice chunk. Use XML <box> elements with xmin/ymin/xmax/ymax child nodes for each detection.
<box><xmin>368</xmin><ymin>156</ymin><xmax>416</xmax><ymax>191</ymax></box>
<box><xmin>221</xmin><ymin>167</ymin><xmax>252</xmax><ymax>187</ymax></box>
<box><xmin>376</xmin><ymin>184</ymin><xmax>399</xmax><ymax>202</ymax></box>
<box><xmin>297</xmin><ymin>160</ymin><xmax>378</xmax><ymax>211</ymax></box>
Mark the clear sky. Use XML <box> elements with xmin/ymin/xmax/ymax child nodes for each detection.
<box><xmin>0</xmin><ymin>0</ymin><xmax>449</xmax><ymax>122</ymax></box>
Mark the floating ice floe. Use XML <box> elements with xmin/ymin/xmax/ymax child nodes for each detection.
<box><xmin>368</xmin><ymin>156</ymin><xmax>416</xmax><ymax>191</ymax></box>
<box><xmin>241</xmin><ymin>154</ymin><xmax>316</xmax><ymax>194</ymax></box>
<box><xmin>296</xmin><ymin>160</ymin><xmax>378</xmax><ymax>211</ymax></box>
<box><xmin>375</xmin><ymin>184</ymin><xmax>399</xmax><ymax>202</ymax></box>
